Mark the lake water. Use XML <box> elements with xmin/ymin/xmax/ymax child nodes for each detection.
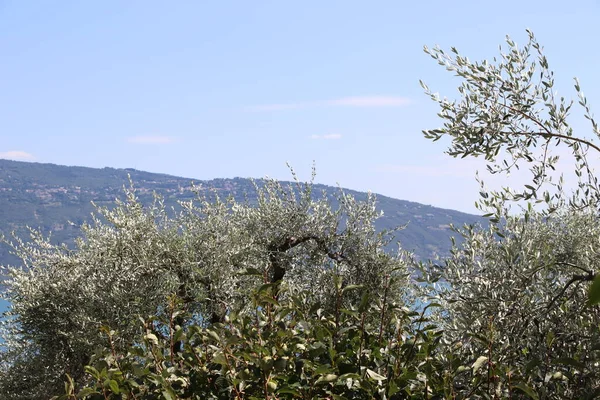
<box><xmin>0</xmin><ymin>300</ymin><xmax>9</xmax><ymax>314</ymax></box>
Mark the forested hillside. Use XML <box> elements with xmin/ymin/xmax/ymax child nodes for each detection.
<box><xmin>0</xmin><ymin>159</ymin><xmax>483</xmax><ymax>265</ymax></box>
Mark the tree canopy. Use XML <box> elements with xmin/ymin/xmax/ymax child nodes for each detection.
<box><xmin>421</xmin><ymin>30</ymin><xmax>600</xmax><ymax>219</ymax></box>
<box><xmin>2</xmin><ymin>31</ymin><xmax>600</xmax><ymax>399</ymax></box>
<box><xmin>0</xmin><ymin>173</ymin><xmax>410</xmax><ymax>399</ymax></box>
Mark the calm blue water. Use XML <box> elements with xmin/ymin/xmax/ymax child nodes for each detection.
<box><xmin>0</xmin><ymin>299</ymin><xmax>9</xmax><ymax>314</ymax></box>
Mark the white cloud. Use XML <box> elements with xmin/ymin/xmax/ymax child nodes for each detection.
<box><xmin>0</xmin><ymin>150</ymin><xmax>35</xmax><ymax>161</ymax></box>
<box><xmin>127</xmin><ymin>136</ymin><xmax>177</xmax><ymax>144</ymax></box>
<box><xmin>310</xmin><ymin>133</ymin><xmax>343</xmax><ymax>140</ymax></box>
<box><xmin>248</xmin><ymin>96</ymin><xmax>411</xmax><ymax>112</ymax></box>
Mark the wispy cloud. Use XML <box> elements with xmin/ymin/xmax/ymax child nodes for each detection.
<box><xmin>127</xmin><ymin>136</ymin><xmax>177</xmax><ymax>144</ymax></box>
<box><xmin>248</xmin><ymin>95</ymin><xmax>411</xmax><ymax>112</ymax></box>
<box><xmin>0</xmin><ymin>150</ymin><xmax>35</xmax><ymax>161</ymax></box>
<box><xmin>310</xmin><ymin>133</ymin><xmax>343</xmax><ymax>140</ymax></box>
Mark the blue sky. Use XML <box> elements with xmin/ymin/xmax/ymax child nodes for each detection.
<box><xmin>1</xmin><ymin>1</ymin><xmax>599</xmax><ymax>213</ymax></box>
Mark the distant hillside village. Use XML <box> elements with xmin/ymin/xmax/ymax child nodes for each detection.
<box><xmin>0</xmin><ymin>160</ymin><xmax>484</xmax><ymax>266</ymax></box>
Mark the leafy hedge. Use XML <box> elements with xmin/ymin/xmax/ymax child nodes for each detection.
<box><xmin>55</xmin><ymin>277</ymin><xmax>578</xmax><ymax>400</ymax></box>
<box><xmin>55</xmin><ymin>282</ymin><xmax>443</xmax><ymax>399</ymax></box>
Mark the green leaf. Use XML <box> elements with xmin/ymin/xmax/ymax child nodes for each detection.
<box><xmin>341</xmin><ymin>284</ymin><xmax>364</xmax><ymax>294</ymax></box>
<box><xmin>387</xmin><ymin>380</ymin><xmax>400</xmax><ymax>397</ymax></box>
<box><xmin>358</xmin><ymin>291</ymin><xmax>370</xmax><ymax>313</ymax></box>
<box><xmin>260</xmin><ymin>296</ymin><xmax>280</xmax><ymax>306</ymax></box>
<box><xmin>588</xmin><ymin>274</ymin><xmax>600</xmax><ymax>306</ymax></box>
<box><xmin>366</xmin><ymin>369</ymin><xmax>386</xmax><ymax>381</ymax></box>
<box><xmin>338</xmin><ymin>373</ymin><xmax>361</xmax><ymax>381</ymax></box>
<box><xmin>314</xmin><ymin>365</ymin><xmax>333</xmax><ymax>375</ymax></box>
<box><xmin>173</xmin><ymin>327</ymin><xmax>185</xmax><ymax>343</ymax></box>
<box><xmin>273</xmin><ymin>357</ymin><xmax>288</xmax><ymax>372</ymax></box>
<box><xmin>316</xmin><ymin>374</ymin><xmax>338</xmax><ymax>384</ymax></box>
<box><xmin>512</xmin><ymin>383</ymin><xmax>539</xmax><ymax>399</ymax></box>
<box><xmin>84</xmin><ymin>366</ymin><xmax>100</xmax><ymax>380</ymax></box>
<box><xmin>205</xmin><ymin>329</ymin><xmax>221</xmax><ymax>342</ymax></box>
<box><xmin>472</xmin><ymin>356</ymin><xmax>488</xmax><ymax>373</ymax></box>
<box><xmin>105</xmin><ymin>379</ymin><xmax>120</xmax><ymax>394</ymax></box>
<box><xmin>162</xmin><ymin>388</ymin><xmax>177</xmax><ymax>400</ymax></box>
<box><xmin>144</xmin><ymin>333</ymin><xmax>159</xmax><ymax>346</ymax></box>
<box><xmin>277</xmin><ymin>386</ymin><xmax>302</xmax><ymax>396</ymax></box>
<box><xmin>258</xmin><ymin>283</ymin><xmax>277</xmax><ymax>294</ymax></box>
<box><xmin>545</xmin><ymin>331</ymin><xmax>555</xmax><ymax>347</ymax></box>
<box><xmin>552</xmin><ymin>357</ymin><xmax>586</xmax><ymax>370</ymax></box>
<box><xmin>212</xmin><ymin>351</ymin><xmax>228</xmax><ymax>366</ymax></box>
<box><xmin>259</xmin><ymin>356</ymin><xmax>274</xmax><ymax>372</ymax></box>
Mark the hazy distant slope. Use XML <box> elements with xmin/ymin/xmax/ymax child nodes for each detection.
<box><xmin>0</xmin><ymin>159</ymin><xmax>484</xmax><ymax>265</ymax></box>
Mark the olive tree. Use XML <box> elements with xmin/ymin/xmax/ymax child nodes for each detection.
<box><xmin>0</xmin><ymin>172</ymin><xmax>409</xmax><ymax>399</ymax></box>
<box><xmin>420</xmin><ymin>212</ymin><xmax>600</xmax><ymax>398</ymax></box>
<box><xmin>419</xmin><ymin>31</ymin><xmax>600</xmax><ymax>398</ymax></box>
<box><xmin>421</xmin><ymin>29</ymin><xmax>600</xmax><ymax>219</ymax></box>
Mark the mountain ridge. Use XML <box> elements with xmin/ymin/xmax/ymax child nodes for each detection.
<box><xmin>0</xmin><ymin>159</ymin><xmax>485</xmax><ymax>264</ymax></box>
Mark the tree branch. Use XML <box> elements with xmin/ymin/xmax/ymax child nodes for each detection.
<box><xmin>498</xmin><ymin>130</ymin><xmax>600</xmax><ymax>155</ymax></box>
<box><xmin>491</xmin><ymin>102</ymin><xmax>600</xmax><ymax>154</ymax></box>
<box><xmin>547</xmin><ymin>272</ymin><xmax>595</xmax><ymax>310</ymax></box>
<box><xmin>268</xmin><ymin>235</ymin><xmax>349</xmax><ymax>284</ymax></box>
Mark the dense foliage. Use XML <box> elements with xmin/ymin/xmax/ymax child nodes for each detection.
<box><xmin>421</xmin><ymin>30</ymin><xmax>600</xmax><ymax>219</ymax></box>
<box><xmin>2</xmin><ymin>30</ymin><xmax>600</xmax><ymax>399</ymax></box>
<box><xmin>55</xmin><ymin>282</ymin><xmax>447</xmax><ymax>399</ymax></box>
<box><xmin>0</xmin><ymin>173</ymin><xmax>413</xmax><ymax>399</ymax></box>
<box><xmin>416</xmin><ymin>29</ymin><xmax>600</xmax><ymax>398</ymax></box>
<box><xmin>418</xmin><ymin>211</ymin><xmax>600</xmax><ymax>398</ymax></box>
<box><xmin>47</xmin><ymin>213</ymin><xmax>600</xmax><ymax>400</ymax></box>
